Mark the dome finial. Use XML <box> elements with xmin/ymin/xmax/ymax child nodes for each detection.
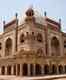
<box><xmin>59</xmin><ymin>18</ymin><xmax>61</xmax><ymax>24</ymax></box>
<box><xmin>15</xmin><ymin>13</ymin><xmax>18</xmax><ymax>19</ymax></box>
<box><xmin>29</xmin><ymin>4</ymin><xmax>33</xmax><ymax>9</ymax></box>
<box><xmin>3</xmin><ymin>20</ymin><xmax>5</xmax><ymax>26</ymax></box>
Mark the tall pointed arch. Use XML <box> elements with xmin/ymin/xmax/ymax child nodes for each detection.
<box><xmin>51</xmin><ymin>37</ymin><xmax>60</xmax><ymax>56</ymax></box>
<box><xmin>5</xmin><ymin>38</ymin><xmax>12</xmax><ymax>56</ymax></box>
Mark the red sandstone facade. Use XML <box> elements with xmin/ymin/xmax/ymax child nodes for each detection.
<box><xmin>0</xmin><ymin>8</ymin><xmax>66</xmax><ymax>77</ymax></box>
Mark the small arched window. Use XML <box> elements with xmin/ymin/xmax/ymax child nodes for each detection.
<box><xmin>20</xmin><ymin>33</ymin><xmax>25</xmax><ymax>43</ymax></box>
<box><xmin>32</xmin><ymin>32</ymin><xmax>35</xmax><ymax>40</ymax></box>
<box><xmin>26</xmin><ymin>32</ymin><xmax>30</xmax><ymax>40</ymax></box>
<box><xmin>32</xmin><ymin>32</ymin><xmax>34</xmax><ymax>35</ymax></box>
<box><xmin>37</xmin><ymin>33</ymin><xmax>43</xmax><ymax>42</ymax></box>
<box><xmin>26</xmin><ymin>32</ymin><xmax>28</xmax><ymax>34</ymax></box>
<box><xmin>0</xmin><ymin>43</ymin><xmax>2</xmax><ymax>50</ymax></box>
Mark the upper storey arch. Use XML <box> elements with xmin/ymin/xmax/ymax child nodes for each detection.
<box><xmin>51</xmin><ymin>36</ymin><xmax>60</xmax><ymax>56</ymax></box>
<box><xmin>5</xmin><ymin>38</ymin><xmax>12</xmax><ymax>56</ymax></box>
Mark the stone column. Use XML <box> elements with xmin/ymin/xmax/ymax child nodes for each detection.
<box><xmin>16</xmin><ymin>64</ymin><xmax>17</xmax><ymax>76</ymax></box>
<box><xmin>41</xmin><ymin>65</ymin><xmax>44</xmax><ymax>75</ymax></box>
<box><xmin>50</xmin><ymin>65</ymin><xmax>52</xmax><ymax>74</ymax></box>
<box><xmin>28</xmin><ymin>64</ymin><xmax>31</xmax><ymax>76</ymax></box>
<box><xmin>57</xmin><ymin>66</ymin><xmax>59</xmax><ymax>74</ymax></box>
<box><xmin>63</xmin><ymin>66</ymin><xmax>65</xmax><ymax>74</ymax></box>
<box><xmin>11</xmin><ymin>65</ymin><xmax>14</xmax><ymax>75</ymax></box>
<box><xmin>5</xmin><ymin>66</ymin><xmax>7</xmax><ymax>75</ymax></box>
<box><xmin>33</xmin><ymin>64</ymin><xmax>36</xmax><ymax>76</ymax></box>
<box><xmin>48</xmin><ymin>39</ymin><xmax>52</xmax><ymax>56</ymax></box>
<box><xmin>20</xmin><ymin>64</ymin><xmax>23</xmax><ymax>76</ymax></box>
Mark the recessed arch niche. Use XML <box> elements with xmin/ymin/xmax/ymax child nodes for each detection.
<box><xmin>5</xmin><ymin>38</ymin><xmax>12</xmax><ymax>56</ymax></box>
<box><xmin>51</xmin><ymin>36</ymin><xmax>60</xmax><ymax>56</ymax></box>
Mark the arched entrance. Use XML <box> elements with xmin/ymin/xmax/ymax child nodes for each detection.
<box><xmin>5</xmin><ymin>38</ymin><xmax>12</xmax><ymax>56</ymax></box>
<box><xmin>7</xmin><ymin>65</ymin><xmax>11</xmax><ymax>75</ymax></box>
<box><xmin>23</xmin><ymin>63</ymin><xmax>28</xmax><ymax>76</ymax></box>
<box><xmin>58</xmin><ymin>65</ymin><xmax>63</xmax><ymax>74</ymax></box>
<box><xmin>51</xmin><ymin>37</ymin><xmax>60</xmax><ymax>56</ymax></box>
<box><xmin>30</xmin><ymin>64</ymin><xmax>33</xmax><ymax>76</ymax></box>
<box><xmin>44</xmin><ymin>65</ymin><xmax>49</xmax><ymax>75</ymax></box>
<box><xmin>51</xmin><ymin>65</ymin><xmax>57</xmax><ymax>74</ymax></box>
<box><xmin>1</xmin><ymin>66</ymin><xmax>5</xmax><ymax>75</ymax></box>
<box><xmin>35</xmin><ymin>64</ymin><xmax>41</xmax><ymax>76</ymax></box>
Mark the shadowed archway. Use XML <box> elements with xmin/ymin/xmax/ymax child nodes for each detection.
<box><xmin>1</xmin><ymin>66</ymin><xmax>5</xmax><ymax>75</ymax></box>
<box><xmin>7</xmin><ymin>65</ymin><xmax>11</xmax><ymax>75</ymax></box>
<box><xmin>23</xmin><ymin>63</ymin><xmax>28</xmax><ymax>76</ymax></box>
<box><xmin>51</xmin><ymin>37</ymin><xmax>60</xmax><ymax>56</ymax></box>
<box><xmin>58</xmin><ymin>65</ymin><xmax>63</xmax><ymax>74</ymax></box>
<box><xmin>5</xmin><ymin>38</ymin><xmax>12</xmax><ymax>56</ymax></box>
<box><xmin>51</xmin><ymin>65</ymin><xmax>57</xmax><ymax>74</ymax></box>
<box><xmin>44</xmin><ymin>65</ymin><xmax>49</xmax><ymax>75</ymax></box>
<box><xmin>35</xmin><ymin>64</ymin><xmax>41</xmax><ymax>76</ymax></box>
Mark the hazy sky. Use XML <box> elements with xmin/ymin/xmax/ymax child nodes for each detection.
<box><xmin>0</xmin><ymin>0</ymin><xmax>66</xmax><ymax>32</ymax></box>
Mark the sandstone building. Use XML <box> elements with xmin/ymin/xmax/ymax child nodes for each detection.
<box><xmin>0</xmin><ymin>8</ymin><xmax>66</xmax><ymax>77</ymax></box>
